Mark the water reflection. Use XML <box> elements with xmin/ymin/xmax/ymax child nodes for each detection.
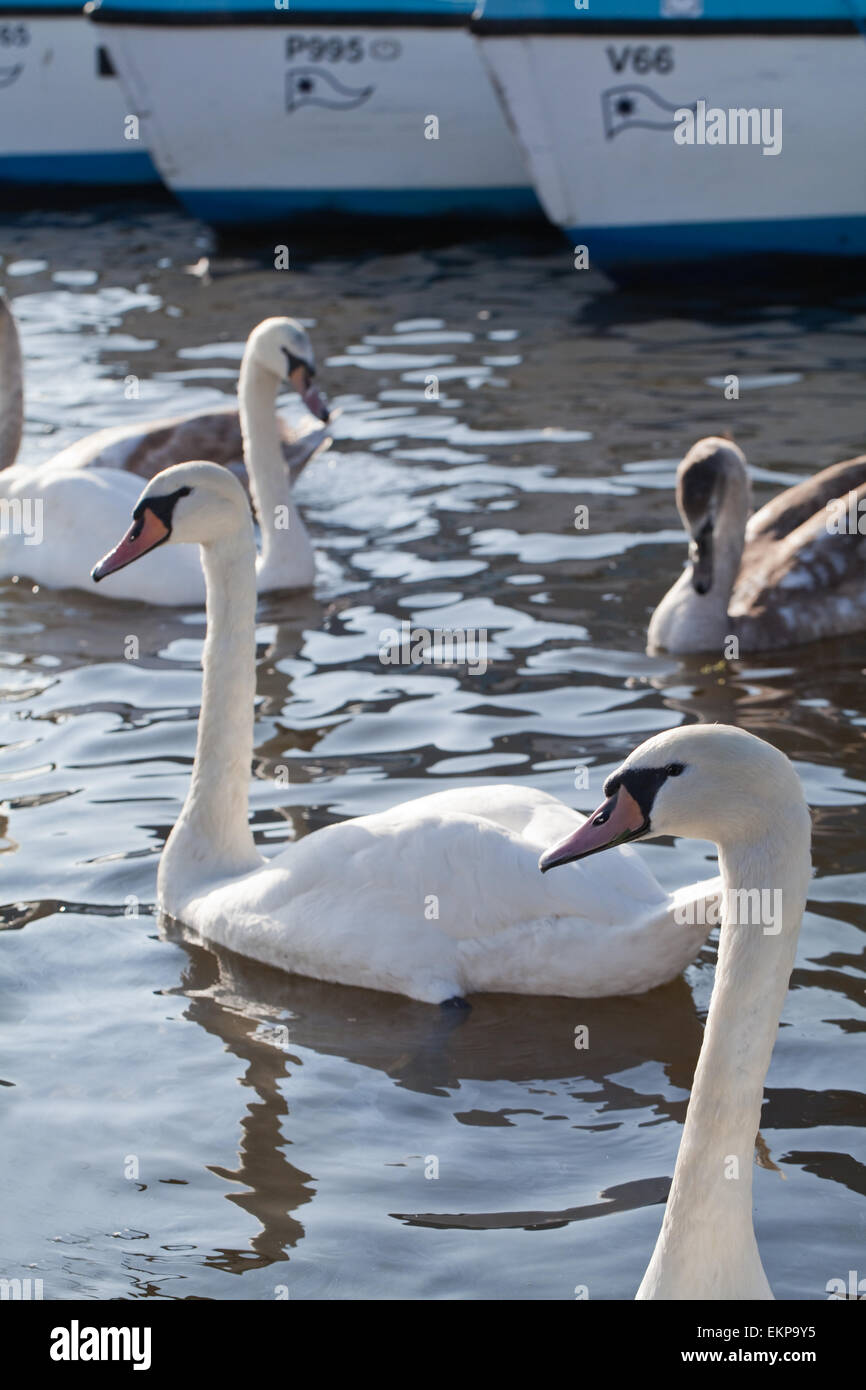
<box><xmin>0</xmin><ymin>212</ymin><xmax>863</xmax><ymax>1298</ymax></box>
<box><xmin>161</xmin><ymin>940</ymin><xmax>315</xmax><ymax>1270</ymax></box>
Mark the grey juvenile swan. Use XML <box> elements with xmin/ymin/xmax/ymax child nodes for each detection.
<box><xmin>648</xmin><ymin>436</ymin><xmax>866</xmax><ymax>654</ymax></box>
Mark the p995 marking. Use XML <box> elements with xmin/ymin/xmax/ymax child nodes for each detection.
<box><xmin>286</xmin><ymin>35</ymin><xmax>365</xmax><ymax>63</ymax></box>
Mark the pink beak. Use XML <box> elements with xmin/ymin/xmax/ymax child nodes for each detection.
<box><xmin>539</xmin><ymin>785</ymin><xmax>647</xmax><ymax>872</ymax></box>
<box><xmin>92</xmin><ymin>507</ymin><xmax>170</xmax><ymax>582</ymax></box>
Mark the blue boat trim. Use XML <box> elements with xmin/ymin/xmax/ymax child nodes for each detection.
<box><xmin>472</xmin><ymin>18</ymin><xmax>859</xmax><ymax>34</ymax></box>
<box><xmin>472</xmin><ymin>0</ymin><xmax>864</xmax><ymax>22</ymax></box>
<box><xmin>88</xmin><ymin>0</ymin><xmax>475</xmax><ymax>21</ymax></box>
<box><xmin>82</xmin><ymin>0</ymin><xmax>865</xmax><ymax>14</ymax></box>
<box><xmin>0</xmin><ymin>1</ymin><xmax>90</xmax><ymax>11</ymax></box>
<box><xmin>0</xmin><ymin>4</ymin><xmax>95</xmax><ymax>12</ymax></box>
<box><xmin>473</xmin><ymin>18</ymin><xmax>859</xmax><ymax>34</ymax></box>
<box><xmin>176</xmin><ymin>185</ymin><xmax>541</xmax><ymax>224</ymax></box>
<box><xmin>90</xmin><ymin>7</ymin><xmax>470</xmax><ymax>22</ymax></box>
<box><xmin>0</xmin><ymin>150</ymin><xmax>159</xmax><ymax>186</ymax></box>
<box><xmin>565</xmin><ymin>215</ymin><xmax>866</xmax><ymax>267</ymax></box>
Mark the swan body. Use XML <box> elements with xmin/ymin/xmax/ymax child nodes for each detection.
<box><xmin>0</xmin><ymin>309</ymin><xmax>329</xmax><ymax>603</ymax></box>
<box><xmin>648</xmin><ymin>437</ymin><xmax>866</xmax><ymax>654</ymax></box>
<box><xmin>158</xmin><ymin>784</ymin><xmax>721</xmax><ymax>1005</ymax></box>
<box><xmin>43</xmin><ymin>402</ymin><xmax>329</xmax><ymax>491</ymax></box>
<box><xmin>540</xmin><ymin>723</ymin><xmax>812</xmax><ymax>1299</ymax></box>
<box><xmin>92</xmin><ymin>460</ymin><xmax>721</xmax><ymax>1003</ymax></box>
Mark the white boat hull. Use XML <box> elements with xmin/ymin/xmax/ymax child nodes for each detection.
<box><xmin>475</xmin><ymin>31</ymin><xmax>866</xmax><ymax>263</ymax></box>
<box><xmin>0</xmin><ymin>14</ymin><xmax>156</xmax><ymax>184</ymax></box>
<box><xmin>95</xmin><ymin>22</ymin><xmax>539</xmax><ymax>222</ymax></box>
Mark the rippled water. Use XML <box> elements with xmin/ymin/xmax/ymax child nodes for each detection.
<box><xmin>1</xmin><ymin>207</ymin><xmax>864</xmax><ymax>1301</ymax></box>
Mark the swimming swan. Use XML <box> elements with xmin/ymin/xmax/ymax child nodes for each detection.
<box><xmin>647</xmin><ymin>436</ymin><xmax>866</xmax><ymax>654</ymax></box>
<box><xmin>0</xmin><ymin>313</ymin><xmax>329</xmax><ymax>603</ymax></box>
<box><xmin>540</xmin><ymin>722</ymin><xmax>811</xmax><ymax>1299</ymax></box>
<box><xmin>92</xmin><ymin>460</ymin><xmax>721</xmax><ymax>1004</ymax></box>
<box><xmin>0</xmin><ymin>298</ymin><xmax>330</xmax><ymax>485</ymax></box>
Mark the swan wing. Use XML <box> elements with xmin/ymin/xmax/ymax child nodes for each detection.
<box><xmin>263</xmin><ymin>785</ymin><xmax>668</xmax><ymax>929</ymax></box>
<box><xmin>745</xmin><ymin>455</ymin><xmax>866</xmax><ymax>545</ymax></box>
<box><xmin>52</xmin><ymin>408</ymin><xmax>247</xmax><ymax>480</ymax></box>
<box><xmin>46</xmin><ymin>408</ymin><xmax>328</xmax><ymax>488</ymax></box>
<box><xmin>733</xmin><ymin>486</ymin><xmax>866</xmax><ymax>646</ymax></box>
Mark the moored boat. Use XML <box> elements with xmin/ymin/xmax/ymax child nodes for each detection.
<box><xmin>0</xmin><ymin>0</ymin><xmax>158</xmax><ymax>185</ymax></box>
<box><xmin>87</xmin><ymin>0</ymin><xmax>540</xmax><ymax>224</ymax></box>
<box><xmin>471</xmin><ymin>0</ymin><xmax>866</xmax><ymax>267</ymax></box>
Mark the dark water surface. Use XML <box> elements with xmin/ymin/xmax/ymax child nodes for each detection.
<box><xmin>1</xmin><ymin>207</ymin><xmax>864</xmax><ymax>1300</ymax></box>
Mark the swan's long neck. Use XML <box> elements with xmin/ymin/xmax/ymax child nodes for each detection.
<box><xmin>0</xmin><ymin>301</ymin><xmax>23</xmax><ymax>472</ymax></box>
<box><xmin>637</xmin><ymin>809</ymin><xmax>811</xmax><ymax>1300</ymax></box>
<box><xmin>708</xmin><ymin>482</ymin><xmax>749</xmax><ymax>610</ymax></box>
<box><xmin>159</xmin><ymin>520</ymin><xmax>262</xmax><ymax>895</ymax></box>
<box><xmin>647</xmin><ymin>480</ymin><xmax>749</xmax><ymax>655</ymax></box>
<box><xmin>239</xmin><ymin>353</ymin><xmax>313</xmax><ymax>583</ymax></box>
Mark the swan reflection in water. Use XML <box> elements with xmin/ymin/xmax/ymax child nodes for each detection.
<box><xmin>156</xmin><ymin>916</ymin><xmax>707</xmax><ymax>1271</ymax></box>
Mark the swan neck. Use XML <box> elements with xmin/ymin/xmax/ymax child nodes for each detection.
<box><xmin>639</xmin><ymin>812</ymin><xmax>810</xmax><ymax>1297</ymax></box>
<box><xmin>711</xmin><ymin>482</ymin><xmax>749</xmax><ymax>597</ymax></box>
<box><xmin>689</xmin><ymin>482</ymin><xmax>750</xmax><ymax>625</ymax></box>
<box><xmin>162</xmin><ymin>521</ymin><xmax>261</xmax><ymax>883</ymax></box>
<box><xmin>648</xmin><ymin>484</ymin><xmax>748</xmax><ymax>654</ymax></box>
<box><xmin>0</xmin><ymin>302</ymin><xmax>23</xmax><ymax>472</ymax></box>
<box><xmin>239</xmin><ymin>353</ymin><xmax>300</xmax><ymax>566</ymax></box>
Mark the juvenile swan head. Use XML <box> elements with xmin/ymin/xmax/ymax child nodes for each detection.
<box><xmin>676</xmin><ymin>437</ymin><xmax>749</xmax><ymax>595</ymax></box>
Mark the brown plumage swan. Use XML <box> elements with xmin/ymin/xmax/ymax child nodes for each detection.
<box><xmin>648</xmin><ymin>436</ymin><xmax>866</xmax><ymax>654</ymax></box>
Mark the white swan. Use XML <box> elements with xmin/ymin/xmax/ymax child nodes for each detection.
<box><xmin>648</xmin><ymin>436</ymin><xmax>866</xmax><ymax>654</ymax></box>
<box><xmin>0</xmin><ymin>297</ymin><xmax>330</xmax><ymax>483</ymax></box>
<box><xmin>540</xmin><ymin>722</ymin><xmax>811</xmax><ymax>1299</ymax></box>
<box><xmin>92</xmin><ymin>460</ymin><xmax>721</xmax><ymax>1004</ymax></box>
<box><xmin>0</xmin><ymin>310</ymin><xmax>329</xmax><ymax>603</ymax></box>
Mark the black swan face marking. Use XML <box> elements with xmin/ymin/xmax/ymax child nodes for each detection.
<box><xmin>605</xmin><ymin>761</ymin><xmax>688</xmax><ymax>816</ymax></box>
<box><xmin>133</xmin><ymin>484</ymin><xmax>192</xmax><ymax>531</ymax></box>
<box><xmin>280</xmin><ymin>346</ymin><xmax>314</xmax><ymax>381</ymax></box>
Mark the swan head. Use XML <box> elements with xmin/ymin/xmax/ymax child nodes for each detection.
<box><xmin>677</xmin><ymin>437</ymin><xmax>749</xmax><ymax>595</ymax></box>
<box><xmin>247</xmin><ymin>316</ymin><xmax>329</xmax><ymax>422</ymax></box>
<box><xmin>91</xmin><ymin>461</ymin><xmax>249</xmax><ymax>581</ymax></box>
<box><xmin>539</xmin><ymin>724</ymin><xmax>807</xmax><ymax>872</ymax></box>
